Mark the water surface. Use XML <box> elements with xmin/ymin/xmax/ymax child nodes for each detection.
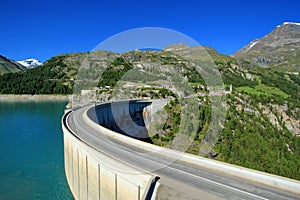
<box><xmin>0</xmin><ymin>101</ymin><xmax>73</xmax><ymax>200</ymax></box>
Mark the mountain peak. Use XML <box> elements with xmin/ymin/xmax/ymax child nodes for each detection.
<box><xmin>233</xmin><ymin>22</ymin><xmax>300</xmax><ymax>71</ymax></box>
<box><xmin>17</xmin><ymin>58</ymin><xmax>43</xmax><ymax>69</ymax></box>
<box><xmin>277</xmin><ymin>22</ymin><xmax>300</xmax><ymax>27</ymax></box>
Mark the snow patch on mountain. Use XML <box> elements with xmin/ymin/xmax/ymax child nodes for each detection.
<box><xmin>283</xmin><ymin>22</ymin><xmax>300</xmax><ymax>26</ymax></box>
<box><xmin>249</xmin><ymin>40</ymin><xmax>259</xmax><ymax>49</ymax></box>
<box><xmin>277</xmin><ymin>22</ymin><xmax>300</xmax><ymax>28</ymax></box>
<box><xmin>244</xmin><ymin>40</ymin><xmax>260</xmax><ymax>52</ymax></box>
<box><xmin>17</xmin><ymin>58</ymin><xmax>43</xmax><ymax>69</ymax></box>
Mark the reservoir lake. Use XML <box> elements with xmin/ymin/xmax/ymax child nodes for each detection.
<box><xmin>0</xmin><ymin>101</ymin><xmax>73</xmax><ymax>199</ymax></box>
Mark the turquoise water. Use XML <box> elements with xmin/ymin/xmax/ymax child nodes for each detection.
<box><xmin>0</xmin><ymin>101</ymin><xmax>73</xmax><ymax>200</ymax></box>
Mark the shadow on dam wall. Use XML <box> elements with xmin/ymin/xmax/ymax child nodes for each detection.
<box><xmin>87</xmin><ymin>100</ymin><xmax>153</xmax><ymax>143</ymax></box>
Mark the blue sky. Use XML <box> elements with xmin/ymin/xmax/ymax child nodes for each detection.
<box><xmin>1</xmin><ymin>0</ymin><xmax>300</xmax><ymax>62</ymax></box>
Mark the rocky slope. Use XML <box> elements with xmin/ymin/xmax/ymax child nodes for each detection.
<box><xmin>233</xmin><ymin>22</ymin><xmax>300</xmax><ymax>72</ymax></box>
<box><xmin>0</xmin><ymin>55</ymin><xmax>25</xmax><ymax>74</ymax></box>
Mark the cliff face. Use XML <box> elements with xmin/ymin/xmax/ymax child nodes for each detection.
<box><xmin>233</xmin><ymin>22</ymin><xmax>300</xmax><ymax>72</ymax></box>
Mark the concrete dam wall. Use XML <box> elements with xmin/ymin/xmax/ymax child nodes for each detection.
<box><xmin>62</xmin><ymin>102</ymin><xmax>159</xmax><ymax>200</ymax></box>
<box><xmin>87</xmin><ymin>100</ymin><xmax>156</xmax><ymax>142</ymax></box>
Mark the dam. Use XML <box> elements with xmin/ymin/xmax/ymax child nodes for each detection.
<box><xmin>62</xmin><ymin>100</ymin><xmax>300</xmax><ymax>200</ymax></box>
<box><xmin>87</xmin><ymin>100</ymin><xmax>153</xmax><ymax>142</ymax></box>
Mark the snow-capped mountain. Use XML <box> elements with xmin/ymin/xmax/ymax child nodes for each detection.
<box><xmin>17</xmin><ymin>58</ymin><xmax>43</xmax><ymax>69</ymax></box>
<box><xmin>277</xmin><ymin>22</ymin><xmax>300</xmax><ymax>27</ymax></box>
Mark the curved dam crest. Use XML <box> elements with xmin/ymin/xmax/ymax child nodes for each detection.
<box><xmin>62</xmin><ymin>100</ymin><xmax>300</xmax><ymax>200</ymax></box>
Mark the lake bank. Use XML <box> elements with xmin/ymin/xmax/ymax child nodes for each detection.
<box><xmin>0</xmin><ymin>94</ymin><xmax>71</xmax><ymax>102</ymax></box>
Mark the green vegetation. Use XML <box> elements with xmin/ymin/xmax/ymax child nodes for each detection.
<box><xmin>236</xmin><ymin>86</ymin><xmax>264</xmax><ymax>95</ymax></box>
<box><xmin>98</xmin><ymin>57</ymin><xmax>133</xmax><ymax>87</ymax></box>
<box><xmin>253</xmin><ymin>69</ymin><xmax>300</xmax><ymax>100</ymax></box>
<box><xmin>255</xmin><ymin>84</ymin><xmax>289</xmax><ymax>98</ymax></box>
<box><xmin>0</xmin><ymin>55</ymin><xmax>73</xmax><ymax>94</ymax></box>
<box><xmin>187</xmin><ymin>98</ymin><xmax>211</xmax><ymax>155</ymax></box>
<box><xmin>214</xmin><ymin>93</ymin><xmax>300</xmax><ymax>180</ymax></box>
<box><xmin>153</xmin><ymin>90</ymin><xmax>300</xmax><ymax>181</ymax></box>
<box><xmin>236</xmin><ymin>84</ymin><xmax>289</xmax><ymax>98</ymax></box>
<box><xmin>221</xmin><ymin>70</ymin><xmax>258</xmax><ymax>88</ymax></box>
<box><xmin>182</xmin><ymin>65</ymin><xmax>206</xmax><ymax>85</ymax></box>
<box><xmin>150</xmin><ymin>98</ymin><xmax>181</xmax><ymax>146</ymax></box>
<box><xmin>148</xmin><ymin>49</ymin><xmax>300</xmax><ymax>181</ymax></box>
<box><xmin>289</xmin><ymin>73</ymin><xmax>300</xmax><ymax>86</ymax></box>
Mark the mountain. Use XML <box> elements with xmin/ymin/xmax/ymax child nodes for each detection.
<box><xmin>17</xmin><ymin>58</ymin><xmax>43</xmax><ymax>69</ymax></box>
<box><xmin>233</xmin><ymin>22</ymin><xmax>300</xmax><ymax>72</ymax></box>
<box><xmin>0</xmin><ymin>53</ymin><xmax>82</xmax><ymax>94</ymax></box>
<box><xmin>0</xmin><ymin>46</ymin><xmax>299</xmax><ymax>180</ymax></box>
<box><xmin>0</xmin><ymin>55</ymin><xmax>25</xmax><ymax>75</ymax></box>
<box><xmin>0</xmin><ymin>55</ymin><xmax>43</xmax><ymax>75</ymax></box>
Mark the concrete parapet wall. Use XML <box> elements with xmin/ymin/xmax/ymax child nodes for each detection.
<box><xmin>62</xmin><ymin>115</ymin><xmax>154</xmax><ymax>200</ymax></box>
<box><xmin>179</xmin><ymin>152</ymin><xmax>300</xmax><ymax>195</ymax></box>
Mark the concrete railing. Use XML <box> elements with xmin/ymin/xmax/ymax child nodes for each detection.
<box><xmin>84</xmin><ymin>103</ymin><xmax>300</xmax><ymax>196</ymax></box>
<box><xmin>62</xmin><ymin>111</ymin><xmax>155</xmax><ymax>200</ymax></box>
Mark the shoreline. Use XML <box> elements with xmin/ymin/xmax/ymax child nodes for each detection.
<box><xmin>0</xmin><ymin>94</ymin><xmax>71</xmax><ymax>102</ymax></box>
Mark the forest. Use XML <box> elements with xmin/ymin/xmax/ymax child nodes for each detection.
<box><xmin>0</xmin><ymin>56</ymin><xmax>72</xmax><ymax>94</ymax></box>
